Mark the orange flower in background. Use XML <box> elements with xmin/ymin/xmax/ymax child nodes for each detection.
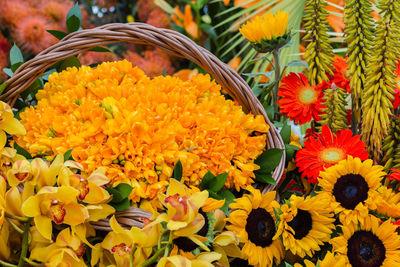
<box><xmin>296</xmin><ymin>125</ymin><xmax>369</xmax><ymax>183</ymax></box>
<box><xmin>172</xmin><ymin>5</ymin><xmax>199</xmax><ymax>39</ymax></box>
<box><xmin>228</xmin><ymin>57</ymin><xmax>242</xmax><ymax>71</ymax></box>
<box><xmin>0</xmin><ymin>33</ymin><xmax>11</xmax><ymax>81</ymax></box>
<box><xmin>0</xmin><ymin>0</ymin><xmax>30</xmax><ymax>28</ymax></box>
<box><xmin>78</xmin><ymin>51</ymin><xmax>119</xmax><ymax>66</ymax></box>
<box><xmin>124</xmin><ymin>49</ymin><xmax>175</xmax><ymax>78</ymax></box>
<box><xmin>40</xmin><ymin>0</ymin><xmax>73</xmax><ymax>31</ymax></box>
<box><xmin>278</xmin><ymin>72</ymin><xmax>324</xmax><ymax>125</ymax></box>
<box><xmin>13</xmin><ymin>15</ymin><xmax>57</xmax><ymax>54</ymax></box>
<box><xmin>325</xmin><ymin>0</ymin><xmax>345</xmax><ymax>33</ymax></box>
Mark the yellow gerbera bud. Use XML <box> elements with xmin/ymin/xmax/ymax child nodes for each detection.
<box><xmin>239</xmin><ymin>10</ymin><xmax>291</xmax><ymax>52</ymax></box>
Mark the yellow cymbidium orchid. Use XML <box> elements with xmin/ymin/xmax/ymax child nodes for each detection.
<box><xmin>21</xmin><ymin>186</ymin><xmax>89</xmax><ymax>240</ymax></box>
<box><xmin>100</xmin><ymin>216</ymin><xmax>161</xmax><ymax>267</ymax></box>
<box><xmin>58</xmin><ymin>166</ymin><xmax>111</xmax><ymax>204</ymax></box>
<box><xmin>6</xmin><ymin>159</ymin><xmax>34</xmax><ymax>187</ymax></box>
<box><xmin>156</xmin><ymin>252</ymin><xmax>221</xmax><ymax>267</ymax></box>
<box><xmin>213</xmin><ymin>231</ymin><xmax>242</xmax><ymax>267</ymax></box>
<box><xmin>0</xmin><ymin>147</ymin><xmax>24</xmax><ymax>177</ymax></box>
<box><xmin>31</xmin><ymin>154</ymin><xmax>64</xmax><ymax>189</ymax></box>
<box><xmin>0</xmin><ymin>101</ymin><xmax>26</xmax><ymax>149</ymax></box>
<box><xmin>30</xmin><ymin>228</ymin><xmax>87</xmax><ymax>267</ymax></box>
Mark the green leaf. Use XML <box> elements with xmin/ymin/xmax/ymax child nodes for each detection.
<box><xmin>218</xmin><ymin>189</ymin><xmax>235</xmax><ymax>216</ymax></box>
<box><xmin>0</xmin><ymin>82</ymin><xmax>7</xmax><ymax>95</ymax></box>
<box><xmin>11</xmin><ymin>62</ymin><xmax>23</xmax><ymax>73</ymax></box>
<box><xmin>10</xmin><ymin>44</ymin><xmax>23</xmax><ymax>66</ymax></box>
<box><xmin>106</xmin><ymin>187</ymin><xmax>124</xmax><ymax>203</ymax></box>
<box><xmin>255</xmin><ymin>173</ymin><xmax>276</xmax><ymax>185</ymax></box>
<box><xmin>112</xmin><ymin>198</ymin><xmax>131</xmax><ymax>212</ymax></box>
<box><xmin>58</xmin><ymin>56</ymin><xmax>81</xmax><ymax>71</ymax></box>
<box><xmin>115</xmin><ymin>183</ymin><xmax>133</xmax><ymax>199</ymax></box>
<box><xmin>285</xmin><ymin>144</ymin><xmax>300</xmax><ymax>161</ymax></box>
<box><xmin>2</xmin><ymin>68</ymin><xmax>13</xmax><ymax>77</ymax></box>
<box><xmin>199</xmin><ymin>24</ymin><xmax>217</xmax><ymax>40</ymax></box>
<box><xmin>208</xmin><ymin>173</ymin><xmax>228</xmax><ymax>192</ymax></box>
<box><xmin>20</xmin><ymin>79</ymin><xmax>43</xmax><ymax>99</ymax></box>
<box><xmin>66</xmin><ymin>3</ymin><xmax>82</xmax><ymax>33</ymax></box>
<box><xmin>200</xmin><ymin>171</ymin><xmax>215</xmax><ymax>190</ymax></box>
<box><xmin>265</xmin><ymin>105</ymin><xmax>274</xmax><ymax>123</ymax></box>
<box><xmin>14</xmin><ymin>143</ymin><xmax>32</xmax><ymax>159</ymax></box>
<box><xmin>284</xmin><ymin>60</ymin><xmax>308</xmax><ymax>68</ymax></box>
<box><xmin>63</xmin><ymin>149</ymin><xmax>74</xmax><ymax>161</ymax></box>
<box><xmin>255</xmin><ymin>148</ymin><xmax>284</xmax><ymax>173</ymax></box>
<box><xmin>89</xmin><ymin>46</ymin><xmax>112</xmax><ymax>53</ymax></box>
<box><xmin>67</xmin><ymin>15</ymin><xmax>81</xmax><ymax>33</ymax></box>
<box><xmin>172</xmin><ymin>160</ymin><xmax>183</xmax><ymax>181</ymax></box>
<box><xmin>47</xmin><ymin>30</ymin><xmax>68</xmax><ymax>40</ymax></box>
<box><xmin>280</xmin><ymin>123</ymin><xmax>291</xmax><ymax>144</ymax></box>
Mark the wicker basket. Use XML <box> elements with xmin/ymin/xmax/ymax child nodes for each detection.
<box><xmin>1</xmin><ymin>23</ymin><xmax>285</xmax><ymax>230</ymax></box>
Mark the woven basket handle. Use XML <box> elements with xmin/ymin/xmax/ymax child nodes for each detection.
<box><xmin>1</xmin><ymin>22</ymin><xmax>285</xmax><ymax>189</ymax></box>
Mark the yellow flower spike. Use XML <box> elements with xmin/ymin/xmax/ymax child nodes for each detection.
<box><xmin>6</xmin><ymin>159</ymin><xmax>33</xmax><ymax>187</ymax></box>
<box><xmin>0</xmin><ymin>101</ymin><xmax>26</xmax><ymax>149</ymax></box>
<box><xmin>21</xmin><ymin>186</ymin><xmax>89</xmax><ymax>240</ymax></box>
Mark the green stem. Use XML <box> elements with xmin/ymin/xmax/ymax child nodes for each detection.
<box><xmin>0</xmin><ymin>259</ymin><xmax>17</xmax><ymax>267</ymax></box>
<box><xmin>17</xmin><ymin>218</ymin><xmax>31</xmax><ymax>267</ymax></box>
<box><xmin>140</xmin><ymin>246</ymin><xmax>167</xmax><ymax>267</ymax></box>
<box><xmin>272</xmin><ymin>49</ymin><xmax>282</xmax><ymax>120</ymax></box>
<box><xmin>23</xmin><ymin>258</ymin><xmax>41</xmax><ymax>266</ymax></box>
<box><xmin>5</xmin><ymin>213</ymin><xmax>28</xmax><ymax>222</ymax></box>
<box><xmin>163</xmin><ymin>231</ymin><xmax>173</xmax><ymax>258</ymax></box>
<box><xmin>5</xmin><ymin>218</ymin><xmax>24</xmax><ymax>234</ymax></box>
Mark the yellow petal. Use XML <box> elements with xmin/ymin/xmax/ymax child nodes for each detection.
<box><xmin>35</xmin><ymin>215</ymin><xmax>53</xmax><ymax>240</ymax></box>
<box><xmin>0</xmin><ymin>131</ymin><xmax>6</xmax><ymax>150</ymax></box>
<box><xmin>21</xmin><ymin>195</ymin><xmax>40</xmax><ymax>217</ymax></box>
<box><xmin>5</xmin><ymin>187</ymin><xmax>23</xmax><ymax>216</ymax></box>
<box><xmin>2</xmin><ymin>118</ymin><xmax>26</xmax><ymax>135</ymax></box>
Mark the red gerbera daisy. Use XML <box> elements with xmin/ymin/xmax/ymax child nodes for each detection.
<box><xmin>315</xmin><ymin>56</ymin><xmax>350</xmax><ymax>93</ymax></box>
<box><xmin>295</xmin><ymin>125</ymin><xmax>369</xmax><ymax>183</ymax></box>
<box><xmin>277</xmin><ymin>72</ymin><xmax>323</xmax><ymax>125</ymax></box>
<box><xmin>388</xmin><ymin>169</ymin><xmax>400</xmax><ymax>181</ymax></box>
<box><xmin>329</xmin><ymin>55</ymin><xmax>350</xmax><ymax>93</ymax></box>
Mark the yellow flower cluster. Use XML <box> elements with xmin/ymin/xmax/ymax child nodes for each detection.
<box><xmin>16</xmin><ymin>60</ymin><xmax>269</xmax><ymax>201</ymax></box>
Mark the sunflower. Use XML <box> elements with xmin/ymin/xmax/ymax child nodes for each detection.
<box><xmin>294</xmin><ymin>252</ymin><xmax>346</xmax><ymax>267</ymax></box>
<box><xmin>296</xmin><ymin>125</ymin><xmax>369</xmax><ymax>183</ymax></box>
<box><xmin>277</xmin><ymin>72</ymin><xmax>324</xmax><ymax>125</ymax></box>
<box><xmin>274</xmin><ymin>195</ymin><xmax>335</xmax><ymax>258</ymax></box>
<box><xmin>226</xmin><ymin>187</ymin><xmax>283</xmax><ymax>267</ymax></box>
<box><xmin>318</xmin><ymin>156</ymin><xmax>384</xmax><ymax>225</ymax></box>
<box><xmin>239</xmin><ymin>10</ymin><xmax>290</xmax><ymax>52</ymax></box>
<box><xmin>330</xmin><ymin>215</ymin><xmax>400</xmax><ymax>266</ymax></box>
<box><xmin>375</xmin><ymin>186</ymin><xmax>400</xmax><ymax>218</ymax></box>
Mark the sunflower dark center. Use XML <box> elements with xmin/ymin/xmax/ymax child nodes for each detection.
<box><xmin>173</xmin><ymin>210</ymin><xmax>209</xmax><ymax>252</ymax></box>
<box><xmin>347</xmin><ymin>230</ymin><xmax>386</xmax><ymax>267</ymax></box>
<box><xmin>332</xmin><ymin>174</ymin><xmax>369</xmax><ymax>209</ymax></box>
<box><xmin>287</xmin><ymin>209</ymin><xmax>312</xmax><ymax>239</ymax></box>
<box><xmin>245</xmin><ymin>208</ymin><xmax>275</xmax><ymax>248</ymax></box>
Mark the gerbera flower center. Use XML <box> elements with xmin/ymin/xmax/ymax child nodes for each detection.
<box><xmin>246</xmin><ymin>208</ymin><xmax>276</xmax><ymax>248</ymax></box>
<box><xmin>332</xmin><ymin>174</ymin><xmax>369</xmax><ymax>210</ymax></box>
<box><xmin>347</xmin><ymin>230</ymin><xmax>386</xmax><ymax>267</ymax></box>
<box><xmin>298</xmin><ymin>87</ymin><xmax>317</xmax><ymax>105</ymax></box>
<box><xmin>320</xmin><ymin>148</ymin><xmax>344</xmax><ymax>164</ymax></box>
<box><xmin>287</xmin><ymin>209</ymin><xmax>312</xmax><ymax>240</ymax></box>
